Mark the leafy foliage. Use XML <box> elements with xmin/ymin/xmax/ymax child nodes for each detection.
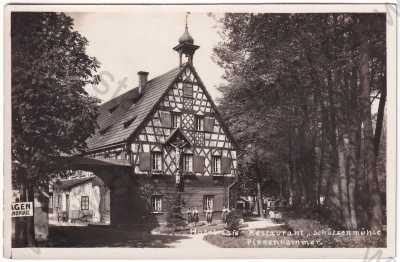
<box><xmin>214</xmin><ymin>14</ymin><xmax>386</xmax><ymax>229</ymax></box>
<box><xmin>11</xmin><ymin>12</ymin><xmax>100</xmax><ymax>187</ymax></box>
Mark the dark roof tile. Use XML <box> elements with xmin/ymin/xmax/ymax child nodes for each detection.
<box><xmin>86</xmin><ymin>65</ymin><xmax>186</xmax><ymax>150</ymax></box>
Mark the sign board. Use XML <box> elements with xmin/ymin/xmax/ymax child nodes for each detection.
<box><xmin>12</xmin><ymin>202</ymin><xmax>33</xmax><ymax>217</ymax></box>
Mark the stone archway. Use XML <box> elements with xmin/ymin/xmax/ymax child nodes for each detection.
<box><xmin>61</xmin><ymin>156</ymin><xmax>133</xmax><ymax>226</ymax></box>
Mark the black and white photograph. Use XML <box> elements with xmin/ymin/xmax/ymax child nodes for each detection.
<box><xmin>4</xmin><ymin>3</ymin><xmax>396</xmax><ymax>259</ymax></box>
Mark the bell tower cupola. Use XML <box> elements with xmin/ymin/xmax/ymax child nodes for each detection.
<box><xmin>173</xmin><ymin>12</ymin><xmax>199</xmax><ymax>67</ymax></box>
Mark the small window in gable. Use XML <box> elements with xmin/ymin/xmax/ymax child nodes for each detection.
<box><xmin>183</xmin><ymin>82</ymin><xmax>193</xmax><ymax>98</ymax></box>
<box><xmin>108</xmin><ymin>105</ymin><xmax>118</xmax><ymax>114</ymax></box>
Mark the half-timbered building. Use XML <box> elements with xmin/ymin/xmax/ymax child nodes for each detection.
<box><xmin>74</xmin><ymin>23</ymin><xmax>238</xmax><ymax>226</ymax></box>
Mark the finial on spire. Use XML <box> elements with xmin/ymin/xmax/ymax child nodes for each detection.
<box><xmin>185</xmin><ymin>12</ymin><xmax>191</xmax><ymax>29</ymax></box>
<box><xmin>178</xmin><ymin>12</ymin><xmax>194</xmax><ymax>45</ymax></box>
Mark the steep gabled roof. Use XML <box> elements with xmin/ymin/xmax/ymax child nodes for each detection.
<box><xmin>86</xmin><ymin>65</ymin><xmax>186</xmax><ymax>151</ymax></box>
<box><xmin>85</xmin><ymin>62</ymin><xmax>238</xmax><ymax>152</ymax></box>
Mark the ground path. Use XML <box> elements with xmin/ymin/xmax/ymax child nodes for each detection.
<box><xmin>154</xmin><ymin>218</ymin><xmax>283</xmax><ymax>248</ymax></box>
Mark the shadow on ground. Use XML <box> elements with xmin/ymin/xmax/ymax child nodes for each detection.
<box><xmin>47</xmin><ymin>225</ymin><xmax>191</xmax><ymax>248</ymax></box>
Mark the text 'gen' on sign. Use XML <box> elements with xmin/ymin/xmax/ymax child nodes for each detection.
<box><xmin>12</xmin><ymin>202</ymin><xmax>33</xmax><ymax>217</ymax></box>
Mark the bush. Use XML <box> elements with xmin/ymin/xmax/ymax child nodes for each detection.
<box><xmin>166</xmin><ymin>204</ymin><xmax>187</xmax><ymax>228</ymax></box>
<box><xmin>225</xmin><ymin>210</ymin><xmax>241</xmax><ymax>233</ymax></box>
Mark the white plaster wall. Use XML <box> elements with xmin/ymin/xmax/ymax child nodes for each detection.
<box><xmin>68</xmin><ymin>182</ymin><xmax>101</xmax><ymax>223</ymax></box>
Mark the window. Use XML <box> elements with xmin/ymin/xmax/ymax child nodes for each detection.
<box><xmin>123</xmin><ymin>117</ymin><xmax>136</xmax><ymax>128</ymax></box>
<box><xmin>183</xmin><ymin>83</ymin><xmax>193</xmax><ymax>98</ymax></box>
<box><xmin>203</xmin><ymin>195</ymin><xmax>214</xmax><ymax>211</ymax></box>
<box><xmin>171</xmin><ymin>113</ymin><xmax>181</xmax><ymax>128</ymax></box>
<box><xmin>151</xmin><ymin>152</ymin><xmax>163</xmax><ymax>171</ymax></box>
<box><xmin>49</xmin><ymin>194</ymin><xmax>54</xmax><ymax>212</ymax></box>
<box><xmin>99</xmin><ymin>125</ymin><xmax>112</xmax><ymax>135</ymax></box>
<box><xmin>195</xmin><ymin>116</ymin><xmax>204</xmax><ymax>131</ymax></box>
<box><xmin>115</xmin><ymin>151</ymin><xmax>122</xmax><ymax>160</ymax></box>
<box><xmin>57</xmin><ymin>195</ymin><xmax>62</xmax><ymax>209</ymax></box>
<box><xmin>81</xmin><ymin>196</ymin><xmax>89</xmax><ymax>210</ymax></box>
<box><xmin>151</xmin><ymin>195</ymin><xmax>163</xmax><ymax>212</ymax></box>
<box><xmin>183</xmin><ymin>154</ymin><xmax>193</xmax><ymax>172</ymax></box>
<box><xmin>160</xmin><ymin>111</ymin><xmax>172</xmax><ymax>127</ymax></box>
<box><xmin>108</xmin><ymin>105</ymin><xmax>118</xmax><ymax>114</ymax></box>
<box><xmin>212</xmin><ymin>156</ymin><xmax>221</xmax><ymax>174</ymax></box>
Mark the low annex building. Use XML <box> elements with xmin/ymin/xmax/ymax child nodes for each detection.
<box><xmin>50</xmin><ymin>174</ymin><xmax>110</xmax><ymax>224</ymax></box>
<box><xmin>73</xmin><ymin>23</ymin><xmax>239</xmax><ymax>226</ymax></box>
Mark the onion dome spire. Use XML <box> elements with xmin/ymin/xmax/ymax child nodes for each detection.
<box><xmin>173</xmin><ymin>12</ymin><xmax>200</xmax><ymax>67</ymax></box>
<box><xmin>179</xmin><ymin>13</ymin><xmax>194</xmax><ymax>44</ymax></box>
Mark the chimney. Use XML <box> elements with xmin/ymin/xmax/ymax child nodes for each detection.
<box><xmin>138</xmin><ymin>71</ymin><xmax>149</xmax><ymax>95</ymax></box>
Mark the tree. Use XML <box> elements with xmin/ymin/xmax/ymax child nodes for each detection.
<box><xmin>214</xmin><ymin>13</ymin><xmax>386</xmax><ymax>230</ymax></box>
<box><xmin>12</xmin><ymin>12</ymin><xmax>100</xmax><ymax>246</ymax></box>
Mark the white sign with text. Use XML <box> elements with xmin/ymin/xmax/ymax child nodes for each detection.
<box><xmin>12</xmin><ymin>202</ymin><xmax>33</xmax><ymax>217</ymax></box>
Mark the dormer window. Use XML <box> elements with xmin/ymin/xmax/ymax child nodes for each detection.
<box><xmin>108</xmin><ymin>105</ymin><xmax>118</xmax><ymax>114</ymax></box>
<box><xmin>123</xmin><ymin>117</ymin><xmax>136</xmax><ymax>128</ymax></box>
<box><xmin>99</xmin><ymin>125</ymin><xmax>112</xmax><ymax>135</ymax></box>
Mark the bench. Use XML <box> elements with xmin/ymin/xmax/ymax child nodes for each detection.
<box><xmin>69</xmin><ymin>210</ymin><xmax>94</xmax><ymax>223</ymax></box>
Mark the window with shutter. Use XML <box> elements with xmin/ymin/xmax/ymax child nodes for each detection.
<box><xmin>221</xmin><ymin>157</ymin><xmax>232</xmax><ymax>174</ymax></box>
<box><xmin>204</xmin><ymin>117</ymin><xmax>215</xmax><ymax>132</ymax></box>
<box><xmin>139</xmin><ymin>152</ymin><xmax>151</xmax><ymax>171</ymax></box>
<box><xmin>160</xmin><ymin>111</ymin><xmax>171</xmax><ymax>127</ymax></box>
<box><xmin>183</xmin><ymin>83</ymin><xmax>193</xmax><ymax>98</ymax></box>
<box><xmin>193</xmin><ymin>155</ymin><xmax>205</xmax><ymax>173</ymax></box>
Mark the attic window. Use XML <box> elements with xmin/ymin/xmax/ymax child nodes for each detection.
<box><xmin>109</xmin><ymin>105</ymin><xmax>118</xmax><ymax>114</ymax></box>
<box><xmin>99</xmin><ymin>125</ymin><xmax>112</xmax><ymax>135</ymax></box>
<box><xmin>124</xmin><ymin>117</ymin><xmax>136</xmax><ymax>128</ymax></box>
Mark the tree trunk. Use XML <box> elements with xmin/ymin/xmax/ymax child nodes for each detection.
<box><xmin>338</xmin><ymin>134</ymin><xmax>351</xmax><ymax>229</ymax></box>
<box><xmin>256</xmin><ymin>180</ymin><xmax>264</xmax><ymax>218</ymax></box>
<box><xmin>347</xmin><ymin>130</ymin><xmax>359</xmax><ymax>230</ymax></box>
<box><xmin>374</xmin><ymin>81</ymin><xmax>386</xmax><ymax>156</ymax></box>
<box><xmin>255</xmin><ymin>159</ymin><xmax>264</xmax><ymax>218</ymax></box>
<box><xmin>24</xmin><ymin>181</ymin><xmax>36</xmax><ymax>246</ymax></box>
<box><xmin>358</xmin><ymin>18</ymin><xmax>383</xmax><ymax>230</ymax></box>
